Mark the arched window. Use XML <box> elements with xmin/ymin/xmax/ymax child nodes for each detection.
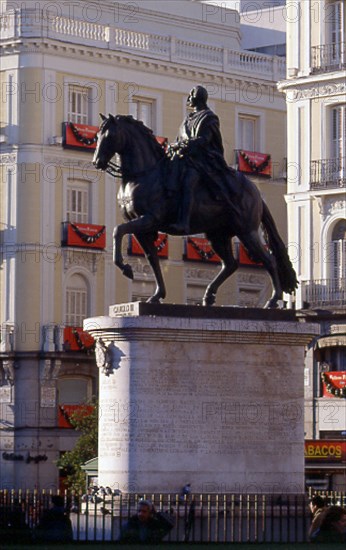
<box><xmin>65</xmin><ymin>273</ymin><xmax>89</xmax><ymax>326</ymax></box>
<box><xmin>331</xmin><ymin>219</ymin><xmax>346</xmax><ymax>281</ymax></box>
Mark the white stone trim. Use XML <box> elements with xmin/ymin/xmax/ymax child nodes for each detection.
<box><xmin>127</xmin><ymin>88</ymin><xmax>163</xmax><ymax>136</ymax></box>
<box><xmin>63</xmin><ymin>75</ymin><xmax>100</xmax><ymax>126</ymax></box>
<box><xmin>62</xmin><ymin>266</ymin><xmax>96</xmax><ymax>324</ymax></box>
<box><xmin>234</xmin><ymin>105</ymin><xmax>265</xmax><ymax>153</ymax></box>
<box><xmin>320</xmin><ymin>211</ymin><xmax>346</xmax><ymax>280</ymax></box>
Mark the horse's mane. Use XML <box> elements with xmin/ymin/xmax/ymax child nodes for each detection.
<box><xmin>115</xmin><ymin>115</ymin><xmax>166</xmax><ymax>159</ymax></box>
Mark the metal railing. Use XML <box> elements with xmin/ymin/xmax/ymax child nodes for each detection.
<box><xmin>311</xmin><ymin>42</ymin><xmax>346</xmax><ymax>72</ymax></box>
<box><xmin>0</xmin><ymin>490</ymin><xmax>345</xmax><ymax>543</ymax></box>
<box><xmin>310</xmin><ymin>157</ymin><xmax>346</xmax><ymax>189</ymax></box>
<box><xmin>302</xmin><ymin>278</ymin><xmax>346</xmax><ymax>308</ymax></box>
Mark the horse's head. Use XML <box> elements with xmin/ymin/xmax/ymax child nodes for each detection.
<box><xmin>93</xmin><ymin>113</ymin><xmax>124</xmax><ymax>170</ymax></box>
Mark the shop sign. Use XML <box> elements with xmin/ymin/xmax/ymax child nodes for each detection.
<box><xmin>305</xmin><ymin>440</ymin><xmax>346</xmax><ymax>462</ymax></box>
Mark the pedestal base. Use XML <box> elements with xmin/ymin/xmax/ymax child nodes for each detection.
<box><xmin>85</xmin><ymin>303</ymin><xmax>318</xmax><ymax>494</ymax></box>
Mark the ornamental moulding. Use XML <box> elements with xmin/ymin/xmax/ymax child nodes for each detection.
<box><xmin>286</xmin><ymin>81</ymin><xmax>346</xmax><ymax>101</ymax></box>
<box><xmin>316</xmin><ymin>196</ymin><xmax>346</xmax><ymax>220</ymax></box>
<box><xmin>0</xmin><ymin>154</ymin><xmax>17</xmax><ymax>164</ymax></box>
<box><xmin>2</xmin><ymin>40</ymin><xmax>280</xmax><ymax>94</ymax></box>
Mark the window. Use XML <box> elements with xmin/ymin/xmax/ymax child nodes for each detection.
<box><xmin>327</xmin><ymin>1</ymin><xmax>345</xmax><ymax>67</ymax></box>
<box><xmin>67</xmin><ymin>182</ymin><xmax>89</xmax><ymax>223</ymax></box>
<box><xmin>331</xmin><ymin>219</ymin><xmax>346</xmax><ymax>281</ymax></box>
<box><xmin>129</xmin><ymin>97</ymin><xmax>155</xmax><ymax>130</ymax></box>
<box><xmin>331</xmin><ymin>105</ymin><xmax>346</xmax><ymax>182</ymax></box>
<box><xmin>68</xmin><ymin>85</ymin><xmax>92</xmax><ymax>124</ymax></box>
<box><xmin>332</xmin><ymin>105</ymin><xmax>346</xmax><ymax>159</ymax></box>
<box><xmin>57</xmin><ymin>378</ymin><xmax>90</xmax><ymax>405</ymax></box>
<box><xmin>65</xmin><ymin>274</ymin><xmax>88</xmax><ymax>326</ymax></box>
<box><xmin>238</xmin><ymin>115</ymin><xmax>259</xmax><ymax>151</ymax></box>
<box><xmin>328</xmin><ymin>1</ymin><xmax>344</xmax><ymax>45</ymax></box>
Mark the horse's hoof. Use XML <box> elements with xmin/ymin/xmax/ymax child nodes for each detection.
<box><xmin>203</xmin><ymin>294</ymin><xmax>216</xmax><ymax>306</ymax></box>
<box><xmin>122</xmin><ymin>264</ymin><xmax>134</xmax><ymax>280</ymax></box>
<box><xmin>147</xmin><ymin>296</ymin><xmax>161</xmax><ymax>304</ymax></box>
<box><xmin>265</xmin><ymin>299</ymin><xmax>279</xmax><ymax>309</ymax></box>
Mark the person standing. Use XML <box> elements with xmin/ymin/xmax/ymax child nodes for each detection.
<box><xmin>118</xmin><ymin>499</ymin><xmax>174</xmax><ymax>543</ymax></box>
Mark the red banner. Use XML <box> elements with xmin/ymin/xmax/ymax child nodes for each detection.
<box><xmin>128</xmin><ymin>234</ymin><xmax>168</xmax><ymax>258</ymax></box>
<box><xmin>238</xmin><ymin>243</ymin><xmax>263</xmax><ymax>266</ymax></box>
<box><xmin>62</xmin><ymin>222</ymin><xmax>106</xmax><ymax>249</ymax></box>
<box><xmin>322</xmin><ymin>371</ymin><xmax>346</xmax><ymax>398</ymax></box>
<box><xmin>185</xmin><ymin>237</ymin><xmax>220</xmax><ymax>263</ymax></box>
<box><xmin>156</xmin><ymin>136</ymin><xmax>168</xmax><ymax>149</ymax></box>
<box><xmin>237</xmin><ymin>150</ymin><xmax>271</xmax><ymax>177</ymax></box>
<box><xmin>62</xmin><ymin>122</ymin><xmax>99</xmax><ymax>151</ymax></box>
<box><xmin>63</xmin><ymin>327</ymin><xmax>95</xmax><ymax>352</ymax></box>
<box><xmin>58</xmin><ymin>404</ymin><xmax>94</xmax><ymax>429</ymax></box>
<box><xmin>305</xmin><ymin>440</ymin><xmax>346</xmax><ymax>462</ymax></box>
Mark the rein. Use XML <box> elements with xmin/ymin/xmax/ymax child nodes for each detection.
<box><xmin>105</xmin><ymin>155</ymin><xmax>166</xmax><ymax>180</ymax></box>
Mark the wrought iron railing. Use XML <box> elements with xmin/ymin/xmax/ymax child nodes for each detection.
<box><xmin>311</xmin><ymin>42</ymin><xmax>346</xmax><ymax>72</ymax></box>
<box><xmin>310</xmin><ymin>157</ymin><xmax>346</xmax><ymax>189</ymax></box>
<box><xmin>302</xmin><ymin>278</ymin><xmax>346</xmax><ymax>308</ymax></box>
<box><xmin>0</xmin><ymin>490</ymin><xmax>345</xmax><ymax>543</ymax></box>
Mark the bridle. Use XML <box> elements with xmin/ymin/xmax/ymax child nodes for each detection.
<box><xmin>99</xmin><ymin>119</ymin><xmax>166</xmax><ymax>180</ymax></box>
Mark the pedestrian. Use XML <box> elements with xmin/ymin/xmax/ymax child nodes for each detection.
<box><xmin>310</xmin><ymin>505</ymin><xmax>346</xmax><ymax>543</ymax></box>
<box><xmin>308</xmin><ymin>495</ymin><xmax>326</xmax><ymax>541</ymax></box>
<box><xmin>118</xmin><ymin>499</ymin><xmax>174</xmax><ymax>543</ymax></box>
<box><xmin>33</xmin><ymin>495</ymin><xmax>73</xmax><ymax>543</ymax></box>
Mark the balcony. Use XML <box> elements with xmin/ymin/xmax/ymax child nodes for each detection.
<box><xmin>310</xmin><ymin>158</ymin><xmax>346</xmax><ymax>190</ymax></box>
<box><xmin>311</xmin><ymin>42</ymin><xmax>346</xmax><ymax>73</ymax></box>
<box><xmin>302</xmin><ymin>278</ymin><xmax>346</xmax><ymax>309</ymax></box>
<box><xmin>0</xmin><ymin>8</ymin><xmax>286</xmax><ymax>81</ymax></box>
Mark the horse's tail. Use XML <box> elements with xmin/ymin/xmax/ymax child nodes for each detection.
<box><xmin>261</xmin><ymin>201</ymin><xmax>298</xmax><ymax>294</ymax></box>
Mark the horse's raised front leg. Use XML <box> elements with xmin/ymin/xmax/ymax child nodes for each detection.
<box><xmin>203</xmin><ymin>233</ymin><xmax>238</xmax><ymax>306</ymax></box>
<box><xmin>113</xmin><ymin>215</ymin><xmax>156</xmax><ymax>280</ymax></box>
<box><xmin>135</xmin><ymin>233</ymin><xmax>166</xmax><ymax>303</ymax></box>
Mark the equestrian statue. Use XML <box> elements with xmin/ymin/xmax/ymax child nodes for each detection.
<box><xmin>93</xmin><ymin>85</ymin><xmax>298</xmax><ymax>307</ymax></box>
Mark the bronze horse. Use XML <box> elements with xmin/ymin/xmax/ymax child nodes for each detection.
<box><xmin>93</xmin><ymin>114</ymin><xmax>298</xmax><ymax>307</ymax></box>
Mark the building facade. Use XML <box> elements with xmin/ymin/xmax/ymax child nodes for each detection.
<box><xmin>0</xmin><ymin>0</ymin><xmax>287</xmax><ymax>490</ymax></box>
<box><xmin>279</xmin><ymin>0</ymin><xmax>346</xmax><ymax>491</ymax></box>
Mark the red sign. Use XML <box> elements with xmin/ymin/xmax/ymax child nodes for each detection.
<box><xmin>238</xmin><ymin>243</ymin><xmax>263</xmax><ymax>267</ymax></box>
<box><xmin>128</xmin><ymin>233</ymin><xmax>168</xmax><ymax>258</ymax></box>
<box><xmin>58</xmin><ymin>404</ymin><xmax>94</xmax><ymax>429</ymax></box>
<box><xmin>322</xmin><ymin>371</ymin><xmax>346</xmax><ymax>398</ymax></box>
<box><xmin>156</xmin><ymin>136</ymin><xmax>168</xmax><ymax>149</ymax></box>
<box><xmin>62</xmin><ymin>222</ymin><xmax>106</xmax><ymax>249</ymax></box>
<box><xmin>237</xmin><ymin>150</ymin><xmax>272</xmax><ymax>177</ymax></box>
<box><xmin>185</xmin><ymin>237</ymin><xmax>220</xmax><ymax>263</ymax></box>
<box><xmin>305</xmin><ymin>440</ymin><xmax>346</xmax><ymax>462</ymax></box>
<box><xmin>63</xmin><ymin>326</ymin><xmax>95</xmax><ymax>352</ymax></box>
<box><xmin>62</xmin><ymin>122</ymin><xmax>98</xmax><ymax>151</ymax></box>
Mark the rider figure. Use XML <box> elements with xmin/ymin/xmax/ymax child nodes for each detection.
<box><xmin>168</xmin><ymin>85</ymin><xmax>237</xmax><ymax>233</ymax></box>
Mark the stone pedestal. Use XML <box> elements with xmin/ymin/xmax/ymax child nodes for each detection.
<box><xmin>84</xmin><ymin>303</ymin><xmax>318</xmax><ymax>494</ymax></box>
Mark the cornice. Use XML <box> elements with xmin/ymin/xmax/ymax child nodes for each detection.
<box><xmin>278</xmin><ymin>72</ymin><xmax>346</xmax><ymax>99</ymax></box>
<box><xmin>0</xmin><ymin>39</ymin><xmax>281</xmax><ymax>94</ymax></box>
